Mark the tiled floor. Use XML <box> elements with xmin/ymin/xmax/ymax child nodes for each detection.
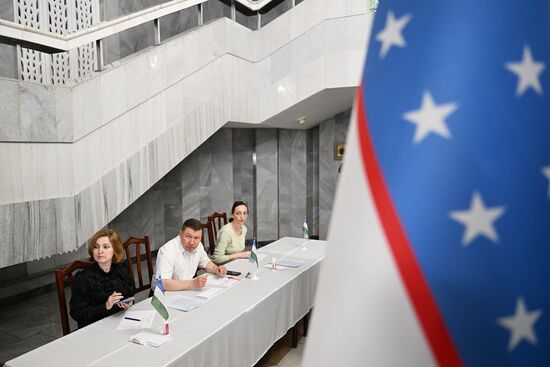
<box><xmin>0</xmin><ymin>287</ymin><xmax>305</xmax><ymax>367</ymax></box>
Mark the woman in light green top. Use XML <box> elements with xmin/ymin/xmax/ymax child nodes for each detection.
<box><xmin>212</xmin><ymin>201</ymin><xmax>252</xmax><ymax>265</ymax></box>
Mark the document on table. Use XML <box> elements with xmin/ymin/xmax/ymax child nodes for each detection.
<box><xmin>276</xmin><ymin>258</ymin><xmax>304</xmax><ymax>268</ymax></box>
<box><xmin>130</xmin><ymin>331</ymin><xmax>171</xmax><ymax>347</ymax></box>
<box><xmin>207</xmin><ymin>276</ymin><xmax>241</xmax><ymax>288</ymax></box>
<box><xmin>196</xmin><ymin>287</ymin><xmax>224</xmax><ymax>300</ymax></box>
<box><xmin>165</xmin><ymin>295</ymin><xmax>204</xmax><ymax>312</ymax></box>
<box><xmin>116</xmin><ymin>310</ymin><xmax>155</xmax><ymax>331</ymax></box>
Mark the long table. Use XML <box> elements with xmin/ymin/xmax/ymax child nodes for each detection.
<box><xmin>6</xmin><ymin>237</ymin><xmax>327</xmax><ymax>367</ymax></box>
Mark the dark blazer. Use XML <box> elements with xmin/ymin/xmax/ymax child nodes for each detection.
<box><xmin>69</xmin><ymin>262</ymin><xmax>134</xmax><ymax>329</ymax></box>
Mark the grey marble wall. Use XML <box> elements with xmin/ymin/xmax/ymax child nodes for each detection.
<box><xmin>235</xmin><ymin>2</ymin><xmax>258</xmax><ymax>30</ymax></box>
<box><xmin>260</xmin><ymin>0</ymin><xmax>291</xmax><ymax>27</ymax></box>
<box><xmin>256</xmin><ymin>129</ymin><xmax>278</xmax><ymax>240</ymax></box>
<box><xmin>278</xmin><ymin>129</ymin><xmax>307</xmax><ymax>238</ymax></box>
<box><xmin>102</xmin><ymin>0</ymin><xmax>198</xmax><ymax>65</ymax></box>
<box><xmin>232</xmin><ymin>129</ymin><xmax>255</xmax><ymax>239</ymax></box>
<box><xmin>0</xmin><ymin>1</ymin><xmax>16</xmax><ymax>79</ymax></box>
<box><xmin>203</xmin><ymin>0</ymin><xmax>231</xmax><ymax>23</ymax></box>
<box><xmin>311</xmin><ymin>125</ymin><xmax>319</xmax><ymax>236</ymax></box>
<box><xmin>318</xmin><ymin>109</ymin><xmax>350</xmax><ymax>239</ymax></box>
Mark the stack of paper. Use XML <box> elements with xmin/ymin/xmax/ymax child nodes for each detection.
<box><xmin>130</xmin><ymin>331</ymin><xmax>171</xmax><ymax>347</ymax></box>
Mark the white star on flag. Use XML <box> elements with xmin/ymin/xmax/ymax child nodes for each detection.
<box><xmin>505</xmin><ymin>45</ymin><xmax>546</xmax><ymax>96</ymax></box>
<box><xmin>449</xmin><ymin>191</ymin><xmax>506</xmax><ymax>246</ymax></box>
<box><xmin>403</xmin><ymin>91</ymin><xmax>458</xmax><ymax>144</ymax></box>
<box><xmin>376</xmin><ymin>11</ymin><xmax>412</xmax><ymax>58</ymax></box>
<box><xmin>541</xmin><ymin>165</ymin><xmax>550</xmax><ymax>198</ymax></box>
<box><xmin>497</xmin><ymin>297</ymin><xmax>543</xmax><ymax>351</ymax></box>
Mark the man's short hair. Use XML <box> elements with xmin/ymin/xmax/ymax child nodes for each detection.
<box><xmin>181</xmin><ymin>218</ymin><xmax>202</xmax><ymax>232</ymax></box>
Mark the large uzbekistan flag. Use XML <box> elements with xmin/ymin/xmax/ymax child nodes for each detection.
<box><xmin>303</xmin><ymin>1</ymin><xmax>549</xmax><ymax>366</ymax></box>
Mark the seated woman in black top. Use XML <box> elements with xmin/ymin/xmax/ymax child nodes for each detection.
<box><xmin>70</xmin><ymin>228</ymin><xmax>135</xmax><ymax>329</ymax></box>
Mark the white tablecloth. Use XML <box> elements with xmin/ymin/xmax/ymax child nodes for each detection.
<box><xmin>6</xmin><ymin>237</ymin><xmax>327</xmax><ymax>367</ymax></box>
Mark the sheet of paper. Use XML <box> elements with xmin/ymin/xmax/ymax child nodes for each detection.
<box><xmin>276</xmin><ymin>257</ymin><xmax>304</xmax><ymax>268</ymax></box>
<box><xmin>165</xmin><ymin>295</ymin><xmax>204</xmax><ymax>312</ymax></box>
<box><xmin>116</xmin><ymin>310</ymin><xmax>155</xmax><ymax>331</ymax></box>
<box><xmin>196</xmin><ymin>287</ymin><xmax>223</xmax><ymax>299</ymax></box>
<box><xmin>207</xmin><ymin>276</ymin><xmax>241</xmax><ymax>288</ymax></box>
<box><xmin>130</xmin><ymin>331</ymin><xmax>171</xmax><ymax>347</ymax></box>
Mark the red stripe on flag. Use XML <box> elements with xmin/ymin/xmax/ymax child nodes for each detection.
<box><xmin>356</xmin><ymin>87</ymin><xmax>462</xmax><ymax>367</ymax></box>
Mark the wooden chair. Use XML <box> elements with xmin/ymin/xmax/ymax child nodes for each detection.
<box><xmin>201</xmin><ymin>221</ymin><xmax>216</xmax><ymax>255</ymax></box>
<box><xmin>207</xmin><ymin>211</ymin><xmax>228</xmax><ymax>255</ymax></box>
<box><xmin>55</xmin><ymin>260</ymin><xmax>93</xmax><ymax>336</ymax></box>
<box><xmin>123</xmin><ymin>236</ymin><xmax>154</xmax><ymax>294</ymax></box>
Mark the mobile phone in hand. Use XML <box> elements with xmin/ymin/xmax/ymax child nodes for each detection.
<box><xmin>115</xmin><ymin>296</ymin><xmax>135</xmax><ymax>305</ymax></box>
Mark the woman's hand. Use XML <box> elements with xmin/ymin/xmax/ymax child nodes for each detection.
<box><xmin>105</xmin><ymin>291</ymin><xmax>123</xmax><ymax>310</ymax></box>
<box><xmin>241</xmin><ymin>251</ymin><xmax>252</xmax><ymax>259</ymax></box>
<box><xmin>117</xmin><ymin>299</ymin><xmax>134</xmax><ymax>309</ymax></box>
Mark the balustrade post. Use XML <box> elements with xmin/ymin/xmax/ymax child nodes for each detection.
<box><xmin>198</xmin><ymin>3</ymin><xmax>203</xmax><ymax>25</ymax></box>
<box><xmin>95</xmin><ymin>39</ymin><xmax>103</xmax><ymax>71</ymax></box>
<box><xmin>154</xmin><ymin>18</ymin><xmax>161</xmax><ymax>45</ymax></box>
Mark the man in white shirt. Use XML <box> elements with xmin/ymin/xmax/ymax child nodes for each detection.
<box><xmin>155</xmin><ymin>218</ymin><xmax>227</xmax><ymax>290</ymax></box>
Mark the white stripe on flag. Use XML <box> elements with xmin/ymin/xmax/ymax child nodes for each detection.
<box><xmin>302</xmin><ymin>110</ymin><xmax>436</xmax><ymax>366</ymax></box>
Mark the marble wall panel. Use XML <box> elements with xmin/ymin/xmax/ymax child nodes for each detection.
<box><xmin>318</xmin><ymin>116</ymin><xmax>336</xmax><ymax>239</ymax></box>
<box><xmin>261</xmin><ymin>0</ymin><xmax>291</xmax><ymax>27</ymax></box>
<box><xmin>160</xmin><ymin>7</ymin><xmax>199</xmax><ymax>40</ymax></box>
<box><xmin>256</xmin><ymin>129</ymin><xmax>278</xmax><ymax>241</ymax></box>
<box><xmin>232</xmin><ymin>129</ymin><xmax>254</xmax><ymax>238</ymax></box>
<box><xmin>110</xmin><ymin>180</ymin><xmax>165</xmax><ymax>250</ymax></box>
<box><xmin>311</xmin><ymin>125</ymin><xmax>319</xmax><ymax>236</ymax></box>
<box><xmin>163</xmin><ymin>164</ymin><xmax>183</xmax><ymax>239</ymax></box>
<box><xmin>235</xmin><ymin>2</ymin><xmax>258</xmax><ymax>30</ymax></box>
<box><xmin>305</xmin><ymin>127</ymin><xmax>313</xmax><ymax>236</ymax></box>
<box><xmin>0</xmin><ymin>2</ymin><xmax>16</xmax><ymax>78</ymax></box>
<box><xmin>278</xmin><ymin>129</ymin><xmax>291</xmax><ymax>237</ymax></box>
<box><xmin>0</xmin><ymin>44</ymin><xmax>17</xmax><ymax>79</ymax></box>
<box><xmin>0</xmin><ymin>79</ymin><xmax>21</xmax><ymax>141</ymax></box>
<box><xmin>203</xmin><ymin>0</ymin><xmax>231</xmax><ymax>24</ymax></box>
<box><xmin>289</xmin><ymin>130</ymin><xmax>307</xmax><ymax>237</ymax></box>
<box><xmin>19</xmin><ymin>83</ymin><xmax>56</xmax><ymax>141</ymax></box>
<box><xmin>181</xmin><ymin>150</ymin><xmax>201</xmax><ymax>223</ymax></box>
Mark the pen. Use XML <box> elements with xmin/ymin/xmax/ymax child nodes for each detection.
<box><xmin>227</xmin><ymin>277</ymin><xmax>241</xmax><ymax>281</ymax></box>
<box><xmin>124</xmin><ymin>317</ymin><xmax>141</xmax><ymax>321</ymax></box>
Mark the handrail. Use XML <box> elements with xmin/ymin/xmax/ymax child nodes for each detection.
<box><xmin>0</xmin><ymin>0</ymin><xmax>206</xmax><ymax>54</ymax></box>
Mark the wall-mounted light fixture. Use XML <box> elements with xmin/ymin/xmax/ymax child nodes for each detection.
<box><xmin>334</xmin><ymin>142</ymin><xmax>345</xmax><ymax>160</ymax></box>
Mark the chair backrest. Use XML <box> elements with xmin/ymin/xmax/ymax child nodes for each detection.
<box><xmin>54</xmin><ymin>260</ymin><xmax>93</xmax><ymax>336</ymax></box>
<box><xmin>201</xmin><ymin>221</ymin><xmax>215</xmax><ymax>255</ymax></box>
<box><xmin>123</xmin><ymin>236</ymin><xmax>154</xmax><ymax>294</ymax></box>
<box><xmin>207</xmin><ymin>211</ymin><xmax>228</xmax><ymax>255</ymax></box>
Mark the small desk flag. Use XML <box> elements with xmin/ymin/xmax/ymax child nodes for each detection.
<box><xmin>302</xmin><ymin>217</ymin><xmax>309</xmax><ymax>239</ymax></box>
<box><xmin>248</xmin><ymin>239</ymin><xmax>259</xmax><ymax>269</ymax></box>
<box><xmin>151</xmin><ymin>277</ymin><xmax>169</xmax><ymax>321</ymax></box>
